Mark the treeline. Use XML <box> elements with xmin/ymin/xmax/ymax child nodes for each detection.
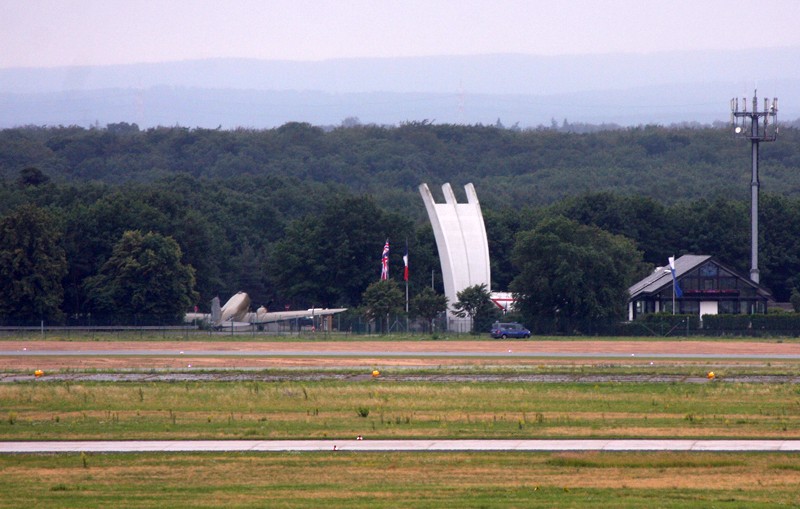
<box><xmin>3</xmin><ymin>122</ymin><xmax>800</xmax><ymax>212</ymax></box>
<box><xmin>2</xmin><ymin>123</ymin><xmax>800</xmax><ymax>325</ymax></box>
<box><xmin>4</xmin><ymin>174</ymin><xmax>800</xmax><ymax>325</ymax></box>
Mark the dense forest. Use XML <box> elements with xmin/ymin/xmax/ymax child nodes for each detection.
<box><xmin>2</xmin><ymin>122</ymin><xmax>800</xmax><ymax>325</ymax></box>
<box><xmin>5</xmin><ymin>121</ymin><xmax>800</xmax><ymax>209</ymax></box>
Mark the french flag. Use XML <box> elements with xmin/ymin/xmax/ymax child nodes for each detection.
<box><xmin>403</xmin><ymin>242</ymin><xmax>409</xmax><ymax>281</ymax></box>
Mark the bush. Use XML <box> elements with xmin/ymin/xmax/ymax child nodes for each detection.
<box><xmin>703</xmin><ymin>313</ymin><xmax>800</xmax><ymax>331</ymax></box>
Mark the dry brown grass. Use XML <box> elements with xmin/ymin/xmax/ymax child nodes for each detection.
<box><xmin>3</xmin><ymin>451</ymin><xmax>799</xmax><ymax>505</ymax></box>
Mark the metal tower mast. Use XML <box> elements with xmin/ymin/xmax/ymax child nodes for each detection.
<box><xmin>731</xmin><ymin>91</ymin><xmax>778</xmax><ymax>284</ymax></box>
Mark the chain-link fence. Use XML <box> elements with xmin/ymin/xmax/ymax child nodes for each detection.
<box><xmin>3</xmin><ymin>312</ymin><xmax>800</xmax><ymax>338</ymax></box>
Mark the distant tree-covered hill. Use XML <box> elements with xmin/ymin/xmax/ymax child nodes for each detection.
<box><xmin>3</xmin><ymin>52</ymin><xmax>800</xmax><ymax>127</ymax></box>
<box><xmin>3</xmin><ymin>122</ymin><xmax>800</xmax><ymax>215</ymax></box>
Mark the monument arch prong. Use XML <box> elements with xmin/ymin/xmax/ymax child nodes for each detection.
<box><xmin>419</xmin><ymin>182</ymin><xmax>491</xmax><ymax>332</ymax></box>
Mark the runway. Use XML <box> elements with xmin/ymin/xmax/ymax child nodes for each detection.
<box><xmin>3</xmin><ymin>339</ymin><xmax>800</xmax><ymax>360</ymax></box>
<box><xmin>3</xmin><ymin>439</ymin><xmax>800</xmax><ymax>453</ymax></box>
<box><xmin>4</xmin><ymin>339</ymin><xmax>800</xmax><ymax>378</ymax></box>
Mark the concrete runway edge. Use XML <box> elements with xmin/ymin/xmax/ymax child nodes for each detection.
<box><xmin>3</xmin><ymin>439</ymin><xmax>800</xmax><ymax>453</ymax></box>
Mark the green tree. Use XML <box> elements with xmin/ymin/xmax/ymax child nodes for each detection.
<box><xmin>510</xmin><ymin>216</ymin><xmax>646</xmax><ymax>332</ymax></box>
<box><xmin>673</xmin><ymin>198</ymin><xmax>749</xmax><ymax>274</ymax></box>
<box><xmin>760</xmin><ymin>195</ymin><xmax>800</xmax><ymax>301</ymax></box>
<box><xmin>228</xmin><ymin>240</ymin><xmax>269</xmax><ymax>306</ymax></box>
<box><xmin>408</xmin><ymin>223</ymin><xmax>445</xmax><ymax>295</ymax></box>
<box><xmin>61</xmin><ymin>190</ymin><xmax>169</xmax><ymax>317</ymax></box>
<box><xmin>558</xmin><ymin>192</ymin><xmax>674</xmax><ymax>266</ymax></box>
<box><xmin>0</xmin><ymin>204</ymin><xmax>68</xmax><ymax>323</ymax></box>
<box><xmin>410</xmin><ymin>286</ymin><xmax>448</xmax><ymax>333</ymax></box>
<box><xmin>791</xmin><ymin>289</ymin><xmax>800</xmax><ymax>313</ymax></box>
<box><xmin>17</xmin><ymin>167</ymin><xmax>50</xmax><ymax>188</ymax></box>
<box><xmin>270</xmin><ymin>195</ymin><xmax>412</xmax><ymax>308</ymax></box>
<box><xmin>483</xmin><ymin>208</ymin><xmax>523</xmax><ymax>291</ymax></box>
<box><xmin>361</xmin><ymin>279</ymin><xmax>404</xmax><ymax>334</ymax></box>
<box><xmin>84</xmin><ymin>230</ymin><xmax>198</xmax><ymax>324</ymax></box>
<box><xmin>451</xmin><ymin>283</ymin><xmax>499</xmax><ymax>334</ymax></box>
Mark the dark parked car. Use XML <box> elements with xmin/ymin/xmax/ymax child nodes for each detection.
<box><xmin>490</xmin><ymin>322</ymin><xmax>531</xmax><ymax>339</ymax></box>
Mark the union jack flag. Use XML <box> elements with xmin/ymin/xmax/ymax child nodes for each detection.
<box><xmin>380</xmin><ymin>239</ymin><xmax>390</xmax><ymax>280</ymax></box>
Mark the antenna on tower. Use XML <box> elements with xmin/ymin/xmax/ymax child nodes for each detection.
<box><xmin>730</xmin><ymin>90</ymin><xmax>779</xmax><ymax>284</ymax></box>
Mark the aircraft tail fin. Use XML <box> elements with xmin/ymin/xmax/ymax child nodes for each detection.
<box><xmin>211</xmin><ymin>296</ymin><xmax>221</xmax><ymax>324</ymax></box>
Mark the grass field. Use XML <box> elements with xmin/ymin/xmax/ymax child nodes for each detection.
<box><xmin>1</xmin><ymin>451</ymin><xmax>799</xmax><ymax>508</ymax></box>
<box><xmin>2</xmin><ymin>380</ymin><xmax>800</xmax><ymax>440</ymax></box>
<box><xmin>3</xmin><ymin>336</ymin><xmax>800</xmax><ymax>507</ymax></box>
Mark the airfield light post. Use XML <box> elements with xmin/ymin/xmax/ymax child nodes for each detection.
<box><xmin>731</xmin><ymin>91</ymin><xmax>778</xmax><ymax>284</ymax></box>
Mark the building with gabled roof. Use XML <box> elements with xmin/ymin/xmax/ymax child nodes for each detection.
<box><xmin>627</xmin><ymin>254</ymin><xmax>772</xmax><ymax>321</ymax></box>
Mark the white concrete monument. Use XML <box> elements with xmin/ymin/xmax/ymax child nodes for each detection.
<box><xmin>419</xmin><ymin>183</ymin><xmax>491</xmax><ymax>332</ymax></box>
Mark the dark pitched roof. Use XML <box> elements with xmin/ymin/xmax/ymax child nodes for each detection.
<box><xmin>628</xmin><ymin>255</ymin><xmax>710</xmax><ymax>298</ymax></box>
<box><xmin>628</xmin><ymin>254</ymin><xmax>771</xmax><ymax>300</ymax></box>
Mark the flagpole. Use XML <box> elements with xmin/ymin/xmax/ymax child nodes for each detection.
<box><xmin>404</xmin><ymin>239</ymin><xmax>409</xmax><ymax>333</ymax></box>
<box><xmin>671</xmin><ymin>257</ymin><xmax>675</xmax><ymax>315</ymax></box>
<box><xmin>405</xmin><ymin>238</ymin><xmax>409</xmax><ymax>314</ymax></box>
<box><xmin>405</xmin><ymin>278</ymin><xmax>409</xmax><ymax>332</ymax></box>
<box><xmin>668</xmin><ymin>256</ymin><xmax>681</xmax><ymax>315</ymax></box>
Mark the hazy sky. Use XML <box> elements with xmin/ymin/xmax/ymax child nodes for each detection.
<box><xmin>3</xmin><ymin>0</ymin><xmax>800</xmax><ymax>68</ymax></box>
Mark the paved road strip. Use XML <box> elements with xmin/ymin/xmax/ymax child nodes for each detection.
<box><xmin>3</xmin><ymin>372</ymin><xmax>799</xmax><ymax>383</ymax></box>
<box><xmin>3</xmin><ymin>439</ymin><xmax>800</xmax><ymax>453</ymax></box>
<box><xmin>5</xmin><ymin>349</ymin><xmax>800</xmax><ymax>359</ymax></box>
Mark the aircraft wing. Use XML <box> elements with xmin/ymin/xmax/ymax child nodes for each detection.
<box><xmin>185</xmin><ymin>291</ymin><xmax>347</xmax><ymax>326</ymax></box>
<box><xmin>246</xmin><ymin>308</ymin><xmax>347</xmax><ymax>324</ymax></box>
<box><xmin>185</xmin><ymin>312</ymin><xmax>210</xmax><ymax>323</ymax></box>
<box><xmin>185</xmin><ymin>308</ymin><xmax>346</xmax><ymax>326</ymax></box>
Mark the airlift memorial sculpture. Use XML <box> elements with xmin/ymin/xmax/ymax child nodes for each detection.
<box><xmin>419</xmin><ymin>183</ymin><xmax>491</xmax><ymax>332</ymax></box>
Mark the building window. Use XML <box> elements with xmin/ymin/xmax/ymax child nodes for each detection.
<box><xmin>680</xmin><ymin>301</ymin><xmax>699</xmax><ymax>315</ymax></box>
<box><xmin>718</xmin><ymin>267</ymin><xmax>734</xmax><ymax>278</ymax></box>
<box><xmin>699</xmin><ymin>262</ymin><xmax>718</xmax><ymax>277</ymax></box>
<box><xmin>718</xmin><ymin>300</ymin><xmax>738</xmax><ymax>314</ymax></box>
<box><xmin>634</xmin><ymin>300</ymin><xmax>658</xmax><ymax>318</ymax></box>
<box><xmin>739</xmin><ymin>287</ymin><xmax>757</xmax><ymax>298</ymax></box>
<box><xmin>741</xmin><ymin>300</ymin><xmax>767</xmax><ymax>314</ymax></box>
